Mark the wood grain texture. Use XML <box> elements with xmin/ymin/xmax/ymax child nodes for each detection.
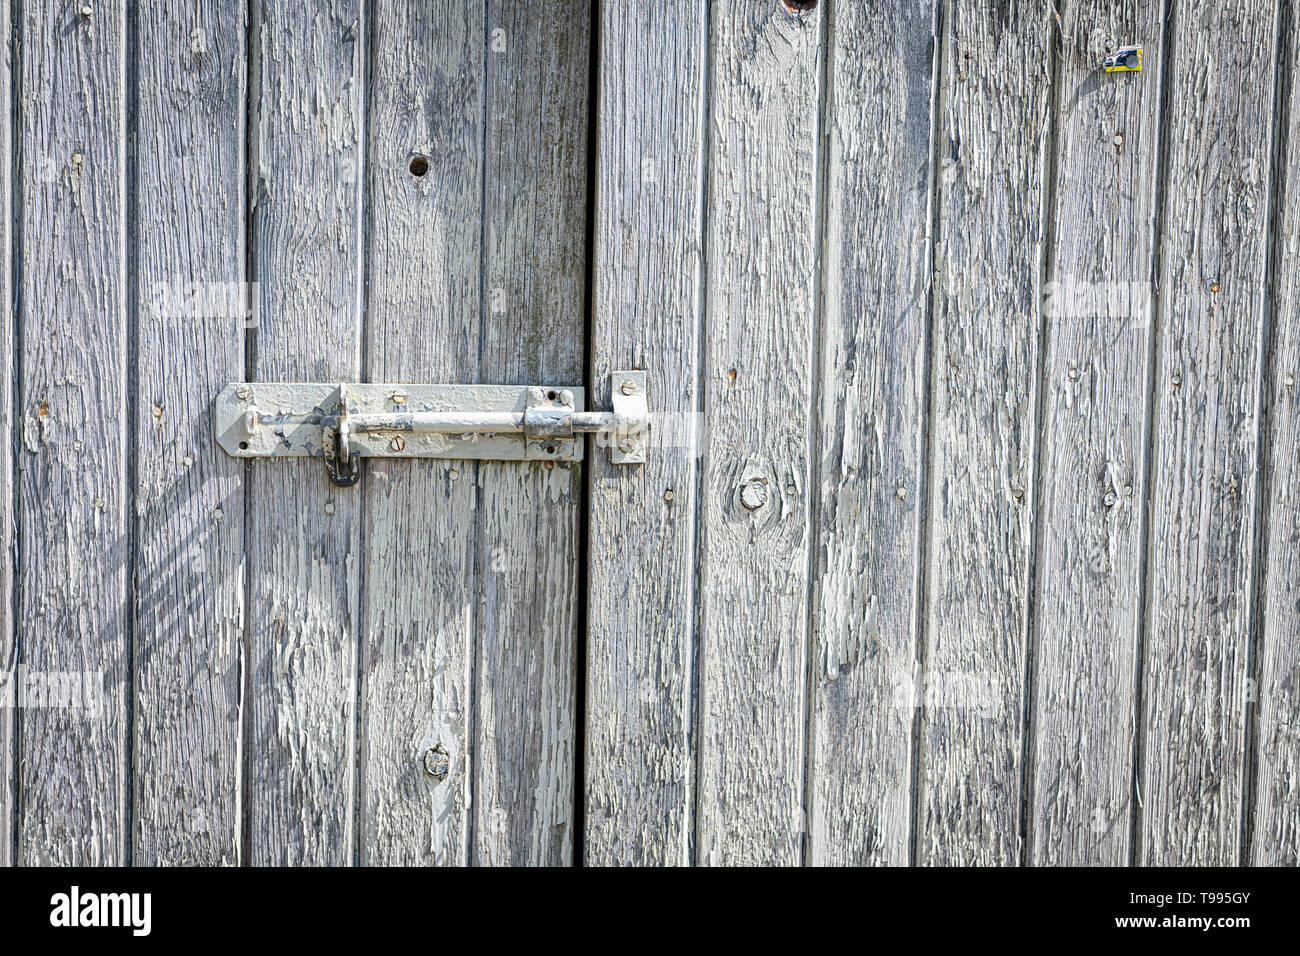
<box><xmin>245</xmin><ymin>0</ymin><xmax>364</xmax><ymax>865</ymax></box>
<box><xmin>357</xmin><ymin>0</ymin><xmax>482</xmax><ymax>866</ymax></box>
<box><xmin>15</xmin><ymin>1</ymin><xmax>129</xmax><ymax>866</ymax></box>
<box><xmin>1027</xmin><ymin>1</ymin><xmax>1162</xmax><ymax>866</ymax></box>
<box><xmin>695</xmin><ymin>1</ymin><xmax>821</xmax><ymax>867</ymax></box>
<box><xmin>1139</xmin><ymin>0</ymin><xmax>1278</xmax><ymax>866</ymax></box>
<box><xmin>584</xmin><ymin>0</ymin><xmax>705</xmax><ymax>867</ymax></box>
<box><xmin>806</xmin><ymin>0</ymin><xmax>935</xmax><ymax>867</ymax></box>
<box><xmin>132</xmin><ymin>0</ymin><xmax>247</xmax><ymax>866</ymax></box>
<box><xmin>0</xmin><ymin>0</ymin><xmax>11</xmax><ymax>870</ymax></box>
<box><xmin>1253</xmin><ymin>0</ymin><xmax>1300</xmax><ymax>868</ymax></box>
<box><xmin>472</xmin><ymin>0</ymin><xmax>588</xmax><ymax>866</ymax></box>
<box><xmin>917</xmin><ymin>0</ymin><xmax>1052</xmax><ymax>866</ymax></box>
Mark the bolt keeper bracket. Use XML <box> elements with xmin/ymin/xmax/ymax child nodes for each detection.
<box><xmin>214</xmin><ymin>372</ymin><xmax>649</xmax><ymax>487</ymax></box>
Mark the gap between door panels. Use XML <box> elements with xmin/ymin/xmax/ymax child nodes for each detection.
<box><xmin>573</xmin><ymin>0</ymin><xmax>602</xmax><ymax>869</ymax></box>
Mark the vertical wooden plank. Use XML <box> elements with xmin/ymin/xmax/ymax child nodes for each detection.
<box><xmin>133</xmin><ymin>0</ymin><xmax>247</xmax><ymax>866</ymax></box>
<box><xmin>358</xmin><ymin>0</ymin><xmax>481</xmax><ymax>866</ymax></box>
<box><xmin>1028</xmin><ymin>1</ymin><xmax>1162</xmax><ymax>865</ymax></box>
<box><xmin>15</xmin><ymin>1</ymin><xmax>129</xmax><ymax>865</ymax></box>
<box><xmin>1254</xmin><ymin>0</ymin><xmax>1300</xmax><ymax>868</ymax></box>
<box><xmin>695</xmin><ymin>1</ymin><xmax>821</xmax><ymax>867</ymax></box>
<box><xmin>1139</xmin><ymin>0</ymin><xmax>1279</xmax><ymax>866</ymax></box>
<box><xmin>0</xmin><ymin>0</ymin><xmax>12</xmax><ymax>870</ymax></box>
<box><xmin>806</xmin><ymin>0</ymin><xmax>935</xmax><ymax>866</ymax></box>
<box><xmin>246</xmin><ymin>0</ymin><xmax>364</xmax><ymax>865</ymax></box>
<box><xmin>473</xmin><ymin>0</ymin><xmax>588</xmax><ymax>866</ymax></box>
<box><xmin>585</xmin><ymin>0</ymin><xmax>706</xmax><ymax>866</ymax></box>
<box><xmin>917</xmin><ymin>0</ymin><xmax>1052</xmax><ymax>866</ymax></box>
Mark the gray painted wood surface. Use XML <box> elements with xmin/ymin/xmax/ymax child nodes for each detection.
<box><xmin>1139</xmin><ymin>0</ymin><xmax>1279</xmax><ymax>866</ymax></box>
<box><xmin>4</xmin><ymin>0</ymin><xmax>1299</xmax><ymax>868</ymax></box>
<box><xmin>15</xmin><ymin>0</ymin><xmax>130</xmax><ymax>866</ymax></box>
<box><xmin>357</xmin><ymin>0</ymin><xmax>481</xmax><ymax>868</ymax></box>
<box><xmin>245</xmin><ymin>0</ymin><xmax>365</xmax><ymax>865</ymax></box>
<box><xmin>693</xmin><ymin>1</ymin><xmax>822</xmax><ymax>867</ymax></box>
<box><xmin>133</xmin><ymin>0</ymin><xmax>248</xmax><ymax>866</ymax></box>
<box><xmin>472</xmin><ymin>0</ymin><xmax>588</xmax><ymax>866</ymax></box>
<box><xmin>916</xmin><ymin>0</ymin><xmax>1052</xmax><ymax>866</ymax></box>
<box><xmin>585</xmin><ymin>0</ymin><xmax>705</xmax><ymax>866</ymax></box>
<box><xmin>1028</xmin><ymin>0</ymin><xmax>1163</xmax><ymax>866</ymax></box>
<box><xmin>1253</xmin><ymin>0</ymin><xmax>1300</xmax><ymax>867</ymax></box>
<box><xmin>806</xmin><ymin>0</ymin><xmax>935</xmax><ymax>867</ymax></box>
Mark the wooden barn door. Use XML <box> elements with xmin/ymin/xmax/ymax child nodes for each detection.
<box><xmin>582</xmin><ymin>0</ymin><xmax>1299</xmax><ymax>868</ymax></box>
<box><xmin>3</xmin><ymin>0</ymin><xmax>589</xmax><ymax>866</ymax></box>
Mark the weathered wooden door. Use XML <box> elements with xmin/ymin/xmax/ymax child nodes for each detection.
<box><xmin>582</xmin><ymin>0</ymin><xmax>1300</xmax><ymax>868</ymax></box>
<box><xmin>4</xmin><ymin>0</ymin><xmax>589</xmax><ymax>866</ymax></box>
<box><xmin>3</xmin><ymin>0</ymin><xmax>1299</xmax><ymax>869</ymax></box>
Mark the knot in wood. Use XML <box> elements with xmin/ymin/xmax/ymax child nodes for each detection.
<box><xmin>740</xmin><ymin>477</ymin><xmax>769</xmax><ymax>511</ymax></box>
<box><xmin>423</xmin><ymin>746</ymin><xmax>450</xmax><ymax>780</ymax></box>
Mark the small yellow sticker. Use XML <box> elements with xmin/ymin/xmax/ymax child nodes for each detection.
<box><xmin>1103</xmin><ymin>46</ymin><xmax>1142</xmax><ymax>72</ymax></box>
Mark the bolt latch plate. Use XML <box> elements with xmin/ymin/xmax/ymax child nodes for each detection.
<box><xmin>215</xmin><ymin>373</ymin><xmax>649</xmax><ymax>485</ymax></box>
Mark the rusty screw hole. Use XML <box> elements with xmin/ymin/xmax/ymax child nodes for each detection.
<box><xmin>781</xmin><ymin>0</ymin><xmax>818</xmax><ymax>13</ymax></box>
<box><xmin>409</xmin><ymin>155</ymin><xmax>429</xmax><ymax>177</ymax></box>
<box><xmin>238</xmin><ymin>440</ymin><xmax>249</xmax><ymax>450</ymax></box>
<box><xmin>545</xmin><ymin>444</ymin><xmax>556</xmax><ymax>455</ymax></box>
<box><xmin>546</xmin><ymin>389</ymin><xmax>557</xmax><ymax>400</ymax></box>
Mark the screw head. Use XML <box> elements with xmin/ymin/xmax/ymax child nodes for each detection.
<box><xmin>1067</xmin><ymin>364</ymin><xmax>1079</xmax><ymax>382</ymax></box>
<box><xmin>1103</xmin><ymin>491</ymin><xmax>1117</xmax><ymax>508</ymax></box>
<box><xmin>664</xmin><ymin>489</ymin><xmax>674</xmax><ymax>502</ymax></box>
<box><xmin>235</xmin><ymin>385</ymin><xmax>252</xmax><ymax>400</ymax></box>
<box><xmin>620</xmin><ymin>380</ymin><xmax>637</xmax><ymax>396</ymax></box>
<box><xmin>390</xmin><ymin>436</ymin><xmax>405</xmax><ymax>452</ymax></box>
<box><xmin>391</xmin><ymin>389</ymin><xmax>407</xmax><ymax>405</ymax></box>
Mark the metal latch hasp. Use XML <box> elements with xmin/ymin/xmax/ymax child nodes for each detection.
<box><xmin>215</xmin><ymin>373</ymin><xmax>649</xmax><ymax>486</ymax></box>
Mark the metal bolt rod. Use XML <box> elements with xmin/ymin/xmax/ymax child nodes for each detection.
<box><xmin>346</xmin><ymin>410</ymin><xmax>631</xmax><ymax>436</ymax></box>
